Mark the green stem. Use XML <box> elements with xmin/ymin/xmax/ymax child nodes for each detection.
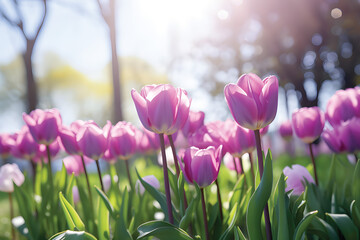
<box><xmin>9</xmin><ymin>192</ymin><xmax>16</xmax><ymax>240</ymax></box>
<box><xmin>215</xmin><ymin>179</ymin><xmax>223</xmax><ymax>221</ymax></box>
<box><xmin>46</xmin><ymin>145</ymin><xmax>56</xmax><ymax>233</ymax></box>
<box><xmin>95</xmin><ymin>160</ymin><xmax>105</xmax><ymax>192</ymax></box>
<box><xmin>249</xmin><ymin>152</ymin><xmax>255</xmax><ymax>184</ymax></box>
<box><xmin>125</xmin><ymin>160</ymin><xmax>133</xmax><ymax>190</ymax></box>
<box><xmin>309</xmin><ymin>143</ymin><xmax>319</xmax><ymax>185</ymax></box>
<box><xmin>254</xmin><ymin>129</ymin><xmax>272</xmax><ymax>240</ymax></box>
<box><xmin>238</xmin><ymin>156</ymin><xmax>247</xmax><ymax>189</ymax></box>
<box><xmin>200</xmin><ymin>188</ymin><xmax>210</xmax><ymax>240</ymax></box>
<box><xmin>159</xmin><ymin>133</ymin><xmax>174</xmax><ymax>224</ymax></box>
<box><xmin>80</xmin><ymin>155</ymin><xmax>94</xmax><ymax>208</ymax></box>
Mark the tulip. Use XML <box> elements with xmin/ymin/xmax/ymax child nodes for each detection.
<box><xmin>224</xmin><ymin>152</ymin><xmax>242</xmax><ymax>174</ymax></box>
<box><xmin>108</xmin><ymin>121</ymin><xmax>137</xmax><ymax>160</ymax></box>
<box><xmin>22</xmin><ymin>109</ymin><xmax>62</xmax><ymax>145</ymax></box>
<box><xmin>63</xmin><ymin>155</ymin><xmax>92</xmax><ymax>176</ymax></box>
<box><xmin>279</xmin><ymin>120</ymin><xmax>293</xmax><ymax>140</ymax></box>
<box><xmin>0</xmin><ymin>163</ymin><xmax>25</xmax><ymax>193</ymax></box>
<box><xmin>224</xmin><ymin>73</ymin><xmax>279</xmax><ymax>130</ymax></box>
<box><xmin>325</xmin><ymin>88</ymin><xmax>360</xmax><ymax>127</ymax></box>
<box><xmin>226</xmin><ymin>122</ymin><xmax>256</xmax><ymax>157</ymax></box>
<box><xmin>77</xmin><ymin>122</ymin><xmax>108</xmax><ymax>192</ymax></box>
<box><xmin>34</xmin><ymin>138</ymin><xmax>61</xmax><ymax>164</ymax></box>
<box><xmin>10</xmin><ymin>126</ymin><xmax>38</xmax><ymax>160</ymax></box>
<box><xmin>292</xmin><ymin>107</ymin><xmax>325</xmax><ymax>144</ymax></box>
<box><xmin>283</xmin><ymin>164</ymin><xmax>315</xmax><ymax>195</ymax></box>
<box><xmin>131</xmin><ymin>84</ymin><xmax>191</xmax><ymax>135</ymax></box>
<box><xmin>135</xmin><ymin>175</ymin><xmax>160</xmax><ymax>195</ymax></box>
<box><xmin>181</xmin><ymin>110</ymin><xmax>205</xmax><ymax>138</ymax></box>
<box><xmin>59</xmin><ymin>125</ymin><xmax>81</xmax><ymax>155</ymax></box>
<box><xmin>0</xmin><ymin>163</ymin><xmax>24</xmax><ymax>240</ymax></box>
<box><xmin>0</xmin><ymin>133</ymin><xmax>15</xmax><ymax>158</ymax></box>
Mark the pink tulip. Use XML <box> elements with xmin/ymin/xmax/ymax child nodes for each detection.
<box><xmin>11</xmin><ymin>126</ymin><xmax>38</xmax><ymax>160</ymax></box>
<box><xmin>0</xmin><ymin>163</ymin><xmax>25</xmax><ymax>192</ymax></box>
<box><xmin>23</xmin><ymin>109</ymin><xmax>62</xmax><ymax>145</ymax></box>
<box><xmin>108</xmin><ymin>121</ymin><xmax>137</xmax><ymax>160</ymax></box>
<box><xmin>179</xmin><ymin>145</ymin><xmax>222</xmax><ymax>188</ymax></box>
<box><xmin>76</xmin><ymin>122</ymin><xmax>108</xmax><ymax>160</ymax></box>
<box><xmin>131</xmin><ymin>84</ymin><xmax>191</xmax><ymax>135</ymax></box>
<box><xmin>260</xmin><ymin>125</ymin><xmax>269</xmax><ymax>136</ymax></box>
<box><xmin>0</xmin><ymin>133</ymin><xmax>15</xmax><ymax>157</ymax></box>
<box><xmin>292</xmin><ymin>107</ymin><xmax>325</xmax><ymax>144</ymax></box>
<box><xmin>135</xmin><ymin>175</ymin><xmax>161</xmax><ymax>195</ymax></box>
<box><xmin>283</xmin><ymin>164</ymin><xmax>314</xmax><ymax>195</ymax></box>
<box><xmin>226</xmin><ymin>122</ymin><xmax>255</xmax><ymax>157</ymax></box>
<box><xmin>59</xmin><ymin>125</ymin><xmax>81</xmax><ymax>155</ymax></box>
<box><xmin>63</xmin><ymin>155</ymin><xmax>92</xmax><ymax>176</ymax></box>
<box><xmin>139</xmin><ymin>127</ymin><xmax>175</xmax><ymax>152</ymax></box>
<box><xmin>325</xmin><ymin>88</ymin><xmax>360</xmax><ymax>127</ymax></box>
<box><xmin>189</xmin><ymin>121</ymin><xmax>227</xmax><ymax>152</ymax></box>
<box><xmin>223</xmin><ymin>152</ymin><xmax>242</xmax><ymax>174</ymax></box>
<box><xmin>224</xmin><ymin>73</ymin><xmax>279</xmax><ymax>130</ymax></box>
<box><xmin>33</xmin><ymin>138</ymin><xmax>61</xmax><ymax>163</ymax></box>
<box><xmin>181</xmin><ymin>110</ymin><xmax>205</xmax><ymax>138</ymax></box>
<box><xmin>279</xmin><ymin>120</ymin><xmax>293</xmax><ymax>140</ymax></box>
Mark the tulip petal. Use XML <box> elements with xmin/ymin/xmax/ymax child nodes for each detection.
<box><xmin>131</xmin><ymin>89</ymin><xmax>152</xmax><ymax>131</ymax></box>
<box><xmin>259</xmin><ymin>75</ymin><xmax>278</xmax><ymax>128</ymax></box>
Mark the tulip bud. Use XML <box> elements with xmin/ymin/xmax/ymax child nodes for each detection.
<box><xmin>283</xmin><ymin>164</ymin><xmax>314</xmax><ymax>195</ymax></box>
<box><xmin>224</xmin><ymin>73</ymin><xmax>279</xmax><ymax>130</ymax></box>
<box><xmin>292</xmin><ymin>107</ymin><xmax>325</xmax><ymax>144</ymax></box>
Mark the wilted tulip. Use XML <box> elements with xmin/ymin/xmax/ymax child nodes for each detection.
<box><xmin>325</xmin><ymin>88</ymin><xmax>360</xmax><ymax>127</ymax></box>
<box><xmin>131</xmin><ymin>84</ymin><xmax>191</xmax><ymax>135</ymax></box>
<box><xmin>179</xmin><ymin>145</ymin><xmax>222</xmax><ymax>188</ymax></box>
<box><xmin>23</xmin><ymin>109</ymin><xmax>62</xmax><ymax>145</ymax></box>
<box><xmin>283</xmin><ymin>164</ymin><xmax>315</xmax><ymax>195</ymax></box>
<box><xmin>224</xmin><ymin>73</ymin><xmax>279</xmax><ymax>130</ymax></box>
<box><xmin>135</xmin><ymin>175</ymin><xmax>160</xmax><ymax>195</ymax></box>
<box><xmin>279</xmin><ymin>120</ymin><xmax>293</xmax><ymax>140</ymax></box>
<box><xmin>0</xmin><ymin>164</ymin><xmax>25</xmax><ymax>192</ymax></box>
<box><xmin>292</xmin><ymin>107</ymin><xmax>325</xmax><ymax>144</ymax></box>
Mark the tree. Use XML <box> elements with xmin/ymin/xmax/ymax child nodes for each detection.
<box><xmin>0</xmin><ymin>0</ymin><xmax>48</xmax><ymax>112</ymax></box>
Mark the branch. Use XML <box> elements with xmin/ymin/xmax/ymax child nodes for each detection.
<box><xmin>32</xmin><ymin>0</ymin><xmax>47</xmax><ymax>41</ymax></box>
<box><xmin>96</xmin><ymin>0</ymin><xmax>109</xmax><ymax>25</ymax></box>
<box><xmin>0</xmin><ymin>7</ymin><xmax>17</xmax><ymax>26</ymax></box>
<box><xmin>11</xmin><ymin>0</ymin><xmax>27</xmax><ymax>38</ymax></box>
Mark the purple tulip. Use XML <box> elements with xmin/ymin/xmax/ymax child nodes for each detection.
<box><xmin>0</xmin><ymin>164</ymin><xmax>25</xmax><ymax>192</ymax></box>
<box><xmin>135</xmin><ymin>175</ymin><xmax>161</xmax><ymax>195</ymax></box>
<box><xmin>138</xmin><ymin>127</ymin><xmax>174</xmax><ymax>152</ymax></box>
<box><xmin>181</xmin><ymin>110</ymin><xmax>205</xmax><ymax>138</ymax></box>
<box><xmin>131</xmin><ymin>84</ymin><xmax>191</xmax><ymax>135</ymax></box>
<box><xmin>0</xmin><ymin>133</ymin><xmax>15</xmax><ymax>157</ymax></box>
<box><xmin>108</xmin><ymin>121</ymin><xmax>137</xmax><ymax>160</ymax></box>
<box><xmin>260</xmin><ymin>125</ymin><xmax>269</xmax><ymax>136</ymax></box>
<box><xmin>23</xmin><ymin>109</ymin><xmax>62</xmax><ymax>145</ymax></box>
<box><xmin>11</xmin><ymin>126</ymin><xmax>38</xmax><ymax>160</ymax></box>
<box><xmin>279</xmin><ymin>120</ymin><xmax>293</xmax><ymax>140</ymax></box>
<box><xmin>59</xmin><ymin>125</ymin><xmax>81</xmax><ymax>155</ymax></box>
<box><xmin>179</xmin><ymin>145</ymin><xmax>222</xmax><ymax>188</ymax></box>
<box><xmin>226</xmin><ymin>122</ymin><xmax>256</xmax><ymax>157</ymax></box>
<box><xmin>283</xmin><ymin>164</ymin><xmax>315</xmax><ymax>195</ymax></box>
<box><xmin>292</xmin><ymin>107</ymin><xmax>325</xmax><ymax>144</ymax></box>
<box><xmin>34</xmin><ymin>138</ymin><xmax>61</xmax><ymax>163</ymax></box>
<box><xmin>325</xmin><ymin>88</ymin><xmax>360</xmax><ymax>127</ymax></box>
<box><xmin>224</xmin><ymin>73</ymin><xmax>279</xmax><ymax>130</ymax></box>
<box><xmin>76</xmin><ymin>122</ymin><xmax>108</xmax><ymax>160</ymax></box>
<box><xmin>63</xmin><ymin>155</ymin><xmax>92</xmax><ymax>176</ymax></box>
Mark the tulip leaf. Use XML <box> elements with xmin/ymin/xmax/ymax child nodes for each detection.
<box><xmin>246</xmin><ymin>150</ymin><xmax>273</xmax><ymax>240</ymax></box>
<box><xmin>137</xmin><ymin>220</ymin><xmax>193</xmax><ymax>240</ymax></box>
<box><xmin>234</xmin><ymin>226</ymin><xmax>247</xmax><ymax>240</ymax></box>
<box><xmin>65</xmin><ymin>173</ymin><xmax>75</xmax><ymax>206</ymax></box>
<box><xmin>95</xmin><ymin>186</ymin><xmax>115</xmax><ymax>219</ymax></box>
<box><xmin>277</xmin><ymin>173</ymin><xmax>289</xmax><ymax>240</ymax></box>
<box><xmin>326</xmin><ymin>213</ymin><xmax>359</xmax><ymax>240</ymax></box>
<box><xmin>177</xmin><ymin>172</ymin><xmax>186</xmax><ymax>217</ymax></box>
<box><xmin>49</xmin><ymin>230</ymin><xmax>97</xmax><ymax>240</ymax></box>
<box><xmin>229</xmin><ymin>174</ymin><xmax>245</xmax><ymax>211</ymax></box>
<box><xmin>350</xmin><ymin>200</ymin><xmax>360</xmax><ymax>229</ymax></box>
<box><xmin>179</xmin><ymin>184</ymin><xmax>200</xmax><ymax>230</ymax></box>
<box><xmin>219</xmin><ymin>204</ymin><xmax>240</xmax><ymax>240</ymax></box>
<box><xmin>308</xmin><ymin>216</ymin><xmax>339</xmax><ymax>240</ymax></box>
<box><xmin>59</xmin><ymin>192</ymin><xmax>85</xmax><ymax>231</ymax></box>
<box><xmin>352</xmin><ymin>160</ymin><xmax>360</xmax><ymax>203</ymax></box>
<box><xmin>293</xmin><ymin>210</ymin><xmax>318</xmax><ymax>240</ymax></box>
<box><xmin>97</xmin><ymin>193</ymin><xmax>110</xmax><ymax>240</ymax></box>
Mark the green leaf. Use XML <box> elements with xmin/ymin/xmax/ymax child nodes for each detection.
<box><xmin>179</xmin><ymin>185</ymin><xmax>200</xmax><ymax>230</ymax></box>
<box><xmin>352</xmin><ymin>160</ymin><xmax>360</xmax><ymax>203</ymax></box>
<box><xmin>219</xmin><ymin>204</ymin><xmax>240</xmax><ymax>240</ymax></box>
<box><xmin>308</xmin><ymin>216</ymin><xmax>339</xmax><ymax>240</ymax></box>
<box><xmin>65</xmin><ymin>173</ymin><xmax>75</xmax><ymax>206</ymax></box>
<box><xmin>114</xmin><ymin>215</ymin><xmax>133</xmax><ymax>240</ymax></box>
<box><xmin>293</xmin><ymin>210</ymin><xmax>318</xmax><ymax>240</ymax></box>
<box><xmin>277</xmin><ymin>173</ymin><xmax>289</xmax><ymax>240</ymax></box>
<box><xmin>59</xmin><ymin>192</ymin><xmax>85</xmax><ymax>231</ymax></box>
<box><xmin>350</xmin><ymin>200</ymin><xmax>360</xmax><ymax>229</ymax></box>
<box><xmin>137</xmin><ymin>221</ymin><xmax>193</xmax><ymax>240</ymax></box>
<box><xmin>177</xmin><ymin>172</ymin><xmax>186</xmax><ymax>217</ymax></box>
<box><xmin>229</xmin><ymin>175</ymin><xmax>245</xmax><ymax>211</ymax></box>
<box><xmin>57</xmin><ymin>162</ymin><xmax>68</xmax><ymax>192</ymax></box>
<box><xmin>97</xmin><ymin>194</ymin><xmax>110</xmax><ymax>240</ymax></box>
<box><xmin>95</xmin><ymin>186</ymin><xmax>115</xmax><ymax>219</ymax></box>
<box><xmin>234</xmin><ymin>226</ymin><xmax>247</xmax><ymax>240</ymax></box>
<box><xmin>49</xmin><ymin>230</ymin><xmax>97</xmax><ymax>240</ymax></box>
<box><xmin>326</xmin><ymin>213</ymin><xmax>359</xmax><ymax>240</ymax></box>
<box><xmin>246</xmin><ymin>150</ymin><xmax>273</xmax><ymax>240</ymax></box>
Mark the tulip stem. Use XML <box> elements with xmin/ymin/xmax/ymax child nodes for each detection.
<box><xmin>46</xmin><ymin>145</ymin><xmax>56</xmax><ymax>233</ymax></box>
<box><xmin>200</xmin><ymin>188</ymin><xmax>210</xmax><ymax>240</ymax></box>
<box><xmin>125</xmin><ymin>160</ymin><xmax>133</xmax><ymax>190</ymax></box>
<box><xmin>9</xmin><ymin>192</ymin><xmax>16</xmax><ymax>240</ymax></box>
<box><xmin>46</xmin><ymin>145</ymin><xmax>54</xmax><ymax>191</ymax></box>
<box><xmin>168</xmin><ymin>134</ymin><xmax>189</xmax><ymax>211</ymax></box>
<box><xmin>254</xmin><ymin>130</ymin><xmax>272</xmax><ymax>240</ymax></box>
<box><xmin>95</xmin><ymin>160</ymin><xmax>105</xmax><ymax>192</ymax></box>
<box><xmin>238</xmin><ymin>156</ymin><xmax>247</xmax><ymax>189</ymax></box>
<box><xmin>159</xmin><ymin>133</ymin><xmax>174</xmax><ymax>224</ymax></box>
<box><xmin>215</xmin><ymin>179</ymin><xmax>223</xmax><ymax>221</ymax></box>
<box><xmin>308</xmin><ymin>144</ymin><xmax>319</xmax><ymax>185</ymax></box>
<box><xmin>168</xmin><ymin>135</ymin><xmax>180</xmax><ymax>177</ymax></box>
<box><xmin>80</xmin><ymin>155</ymin><xmax>93</xmax><ymax>208</ymax></box>
<box><xmin>233</xmin><ymin>156</ymin><xmax>239</xmax><ymax>178</ymax></box>
<box><xmin>354</xmin><ymin>153</ymin><xmax>358</xmax><ymax>163</ymax></box>
<box><xmin>248</xmin><ymin>152</ymin><xmax>255</xmax><ymax>184</ymax></box>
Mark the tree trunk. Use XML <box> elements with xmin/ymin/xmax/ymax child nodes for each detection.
<box><xmin>23</xmin><ymin>41</ymin><xmax>38</xmax><ymax>113</ymax></box>
<box><xmin>108</xmin><ymin>0</ymin><xmax>123</xmax><ymax>122</ymax></box>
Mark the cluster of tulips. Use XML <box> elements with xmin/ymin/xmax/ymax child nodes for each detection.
<box><xmin>0</xmin><ymin>73</ymin><xmax>360</xmax><ymax>240</ymax></box>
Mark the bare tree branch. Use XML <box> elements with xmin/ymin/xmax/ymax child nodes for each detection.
<box><xmin>32</xmin><ymin>0</ymin><xmax>47</xmax><ymax>41</ymax></box>
<box><xmin>96</xmin><ymin>0</ymin><xmax>109</xmax><ymax>25</ymax></box>
<box><xmin>0</xmin><ymin>6</ymin><xmax>17</xmax><ymax>26</ymax></box>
